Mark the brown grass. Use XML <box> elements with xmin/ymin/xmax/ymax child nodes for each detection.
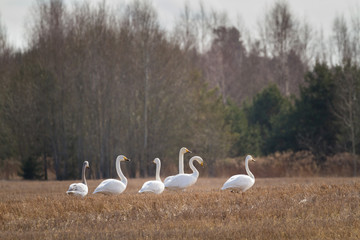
<box><xmin>1</xmin><ymin>177</ymin><xmax>360</xmax><ymax>239</ymax></box>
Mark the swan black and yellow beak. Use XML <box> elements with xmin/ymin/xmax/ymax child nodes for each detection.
<box><xmin>186</xmin><ymin>148</ymin><xmax>192</xmax><ymax>153</ymax></box>
<box><xmin>201</xmin><ymin>162</ymin><xmax>204</xmax><ymax>166</ymax></box>
<box><xmin>124</xmin><ymin>157</ymin><xmax>131</xmax><ymax>161</ymax></box>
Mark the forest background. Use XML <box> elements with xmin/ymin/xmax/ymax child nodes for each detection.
<box><xmin>0</xmin><ymin>0</ymin><xmax>359</xmax><ymax>180</ymax></box>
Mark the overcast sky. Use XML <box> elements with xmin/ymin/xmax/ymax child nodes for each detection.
<box><xmin>0</xmin><ymin>0</ymin><xmax>359</xmax><ymax>49</ymax></box>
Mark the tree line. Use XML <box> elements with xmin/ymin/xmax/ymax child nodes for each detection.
<box><xmin>0</xmin><ymin>0</ymin><xmax>359</xmax><ymax>179</ymax></box>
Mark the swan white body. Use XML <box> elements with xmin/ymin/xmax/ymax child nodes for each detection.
<box><xmin>164</xmin><ymin>147</ymin><xmax>191</xmax><ymax>184</ymax></box>
<box><xmin>221</xmin><ymin>155</ymin><xmax>255</xmax><ymax>192</ymax></box>
<box><xmin>139</xmin><ymin>158</ymin><xmax>165</xmax><ymax>194</ymax></box>
<box><xmin>93</xmin><ymin>155</ymin><xmax>130</xmax><ymax>195</ymax></box>
<box><xmin>66</xmin><ymin>161</ymin><xmax>90</xmax><ymax>197</ymax></box>
<box><xmin>164</xmin><ymin>156</ymin><xmax>203</xmax><ymax>191</ymax></box>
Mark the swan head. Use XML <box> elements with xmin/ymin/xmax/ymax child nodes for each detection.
<box><xmin>84</xmin><ymin>161</ymin><xmax>90</xmax><ymax>168</ymax></box>
<box><xmin>117</xmin><ymin>155</ymin><xmax>131</xmax><ymax>162</ymax></box>
<box><xmin>180</xmin><ymin>147</ymin><xmax>192</xmax><ymax>154</ymax></box>
<box><xmin>246</xmin><ymin>155</ymin><xmax>255</xmax><ymax>162</ymax></box>
<box><xmin>153</xmin><ymin>158</ymin><xmax>161</xmax><ymax>164</ymax></box>
<box><xmin>192</xmin><ymin>156</ymin><xmax>204</xmax><ymax>166</ymax></box>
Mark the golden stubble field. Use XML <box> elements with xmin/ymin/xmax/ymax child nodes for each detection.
<box><xmin>0</xmin><ymin>177</ymin><xmax>359</xmax><ymax>240</ymax></box>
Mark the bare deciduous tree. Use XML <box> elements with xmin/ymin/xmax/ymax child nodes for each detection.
<box><xmin>332</xmin><ymin>63</ymin><xmax>360</xmax><ymax>176</ymax></box>
<box><xmin>332</xmin><ymin>15</ymin><xmax>352</xmax><ymax>64</ymax></box>
<box><xmin>259</xmin><ymin>0</ymin><xmax>299</xmax><ymax>96</ymax></box>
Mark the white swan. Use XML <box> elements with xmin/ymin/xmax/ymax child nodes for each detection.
<box><xmin>138</xmin><ymin>158</ymin><xmax>165</xmax><ymax>194</ymax></box>
<box><xmin>93</xmin><ymin>155</ymin><xmax>130</xmax><ymax>195</ymax></box>
<box><xmin>221</xmin><ymin>155</ymin><xmax>255</xmax><ymax>192</ymax></box>
<box><xmin>66</xmin><ymin>161</ymin><xmax>90</xmax><ymax>197</ymax></box>
<box><xmin>164</xmin><ymin>156</ymin><xmax>204</xmax><ymax>191</ymax></box>
<box><xmin>164</xmin><ymin>147</ymin><xmax>191</xmax><ymax>184</ymax></box>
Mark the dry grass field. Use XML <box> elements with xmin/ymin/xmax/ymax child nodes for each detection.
<box><xmin>1</xmin><ymin>177</ymin><xmax>360</xmax><ymax>239</ymax></box>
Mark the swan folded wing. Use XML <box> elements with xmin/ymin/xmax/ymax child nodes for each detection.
<box><xmin>139</xmin><ymin>181</ymin><xmax>164</xmax><ymax>193</ymax></box>
<box><xmin>164</xmin><ymin>174</ymin><xmax>196</xmax><ymax>190</ymax></box>
<box><xmin>96</xmin><ymin>178</ymin><xmax>114</xmax><ymax>186</ymax></box>
<box><xmin>140</xmin><ymin>181</ymin><xmax>156</xmax><ymax>191</ymax></box>
<box><xmin>222</xmin><ymin>174</ymin><xmax>254</xmax><ymax>191</ymax></box>
<box><xmin>163</xmin><ymin>175</ymin><xmax>174</xmax><ymax>184</ymax></box>
<box><xmin>66</xmin><ymin>183</ymin><xmax>88</xmax><ymax>195</ymax></box>
<box><xmin>93</xmin><ymin>179</ymin><xmax>125</xmax><ymax>194</ymax></box>
<box><xmin>67</xmin><ymin>183</ymin><xmax>86</xmax><ymax>192</ymax></box>
<box><xmin>67</xmin><ymin>183</ymin><xmax>79</xmax><ymax>192</ymax></box>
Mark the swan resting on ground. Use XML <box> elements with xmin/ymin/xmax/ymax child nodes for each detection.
<box><xmin>164</xmin><ymin>147</ymin><xmax>191</xmax><ymax>184</ymax></box>
<box><xmin>93</xmin><ymin>155</ymin><xmax>130</xmax><ymax>195</ymax></box>
<box><xmin>221</xmin><ymin>155</ymin><xmax>255</xmax><ymax>192</ymax></box>
<box><xmin>164</xmin><ymin>156</ymin><xmax>203</xmax><ymax>191</ymax></box>
<box><xmin>138</xmin><ymin>158</ymin><xmax>165</xmax><ymax>194</ymax></box>
<box><xmin>66</xmin><ymin>161</ymin><xmax>90</xmax><ymax>197</ymax></box>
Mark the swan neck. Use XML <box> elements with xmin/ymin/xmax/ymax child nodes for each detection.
<box><xmin>245</xmin><ymin>158</ymin><xmax>254</xmax><ymax>179</ymax></box>
<box><xmin>179</xmin><ymin>150</ymin><xmax>184</xmax><ymax>174</ymax></box>
<box><xmin>189</xmin><ymin>158</ymin><xmax>199</xmax><ymax>178</ymax></box>
<box><xmin>81</xmin><ymin>163</ymin><xmax>87</xmax><ymax>185</ymax></box>
<box><xmin>116</xmin><ymin>158</ymin><xmax>127</xmax><ymax>186</ymax></box>
<box><xmin>155</xmin><ymin>161</ymin><xmax>161</xmax><ymax>181</ymax></box>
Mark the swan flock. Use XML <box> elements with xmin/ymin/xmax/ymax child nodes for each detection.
<box><xmin>66</xmin><ymin>148</ymin><xmax>256</xmax><ymax>196</ymax></box>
